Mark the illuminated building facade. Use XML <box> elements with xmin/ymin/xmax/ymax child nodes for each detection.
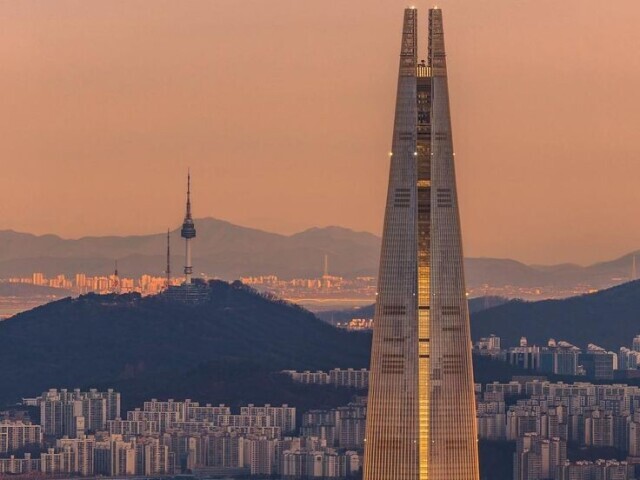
<box><xmin>363</xmin><ymin>8</ymin><xmax>479</xmax><ymax>480</ymax></box>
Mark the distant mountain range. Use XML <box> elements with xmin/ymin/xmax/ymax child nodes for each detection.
<box><xmin>0</xmin><ymin>219</ymin><xmax>379</xmax><ymax>281</ymax></box>
<box><xmin>0</xmin><ymin>218</ymin><xmax>638</xmax><ymax>292</ymax></box>
<box><xmin>465</xmin><ymin>256</ymin><xmax>638</xmax><ymax>291</ymax></box>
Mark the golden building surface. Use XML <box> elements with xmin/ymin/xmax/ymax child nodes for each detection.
<box><xmin>363</xmin><ymin>8</ymin><xmax>480</xmax><ymax>480</ymax></box>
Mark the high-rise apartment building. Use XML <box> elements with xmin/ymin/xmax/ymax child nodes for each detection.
<box><xmin>56</xmin><ymin>436</ymin><xmax>95</xmax><ymax>476</ymax></box>
<box><xmin>514</xmin><ymin>433</ymin><xmax>566</xmax><ymax>480</ymax></box>
<box><xmin>579</xmin><ymin>348</ymin><xmax>615</xmax><ymax>380</ymax></box>
<box><xmin>0</xmin><ymin>421</ymin><xmax>42</xmax><ymax>453</ymax></box>
<box><xmin>363</xmin><ymin>8</ymin><xmax>479</xmax><ymax>480</ymax></box>
<box><xmin>94</xmin><ymin>437</ymin><xmax>136</xmax><ymax>476</ymax></box>
<box><xmin>134</xmin><ymin>437</ymin><xmax>171</xmax><ymax>476</ymax></box>
<box><xmin>35</xmin><ymin>389</ymin><xmax>120</xmax><ymax>437</ymax></box>
<box><xmin>240</xmin><ymin>404</ymin><xmax>296</xmax><ymax>434</ymax></box>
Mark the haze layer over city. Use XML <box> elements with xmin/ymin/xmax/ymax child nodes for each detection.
<box><xmin>1</xmin><ymin>0</ymin><xmax>639</xmax><ymax>265</ymax></box>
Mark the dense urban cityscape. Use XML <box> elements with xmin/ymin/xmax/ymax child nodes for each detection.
<box><xmin>2</xmin><ymin>268</ymin><xmax>632</xmax><ymax>316</ymax></box>
<box><xmin>7</xmin><ymin>368</ymin><xmax>640</xmax><ymax>480</ymax></box>
<box><xmin>0</xmin><ymin>2</ymin><xmax>637</xmax><ymax>480</ymax></box>
<box><xmin>1</xmin><ymin>386</ymin><xmax>363</xmax><ymax>479</ymax></box>
<box><xmin>474</xmin><ymin>335</ymin><xmax>640</xmax><ymax>381</ymax></box>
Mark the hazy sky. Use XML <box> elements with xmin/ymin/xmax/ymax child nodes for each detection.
<box><xmin>1</xmin><ymin>0</ymin><xmax>639</xmax><ymax>265</ymax></box>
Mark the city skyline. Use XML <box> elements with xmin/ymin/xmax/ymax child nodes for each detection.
<box><xmin>0</xmin><ymin>1</ymin><xmax>639</xmax><ymax>265</ymax></box>
<box><xmin>2</xmin><ymin>3</ymin><xmax>640</xmax><ymax>479</ymax></box>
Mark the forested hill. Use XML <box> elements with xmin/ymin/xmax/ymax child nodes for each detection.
<box><xmin>0</xmin><ymin>281</ymin><xmax>370</xmax><ymax>404</ymax></box>
<box><xmin>471</xmin><ymin>280</ymin><xmax>640</xmax><ymax>350</ymax></box>
<box><xmin>6</xmin><ymin>275</ymin><xmax>631</xmax><ymax>408</ymax></box>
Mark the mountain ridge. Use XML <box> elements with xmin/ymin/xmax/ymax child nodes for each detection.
<box><xmin>4</xmin><ymin>276</ymin><xmax>634</xmax><ymax>406</ymax></box>
<box><xmin>0</xmin><ymin>218</ymin><xmax>638</xmax><ymax>291</ymax></box>
<box><xmin>0</xmin><ymin>218</ymin><xmax>380</xmax><ymax>280</ymax></box>
<box><xmin>0</xmin><ymin>280</ymin><xmax>371</xmax><ymax>404</ymax></box>
<box><xmin>471</xmin><ymin>280</ymin><xmax>640</xmax><ymax>351</ymax></box>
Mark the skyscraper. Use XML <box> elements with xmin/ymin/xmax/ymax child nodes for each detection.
<box><xmin>363</xmin><ymin>8</ymin><xmax>479</xmax><ymax>480</ymax></box>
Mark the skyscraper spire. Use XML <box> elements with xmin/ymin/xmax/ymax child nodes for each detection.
<box><xmin>180</xmin><ymin>170</ymin><xmax>196</xmax><ymax>284</ymax></box>
<box><xmin>363</xmin><ymin>8</ymin><xmax>479</xmax><ymax>480</ymax></box>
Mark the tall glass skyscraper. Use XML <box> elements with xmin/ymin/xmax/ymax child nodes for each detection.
<box><xmin>363</xmin><ymin>8</ymin><xmax>479</xmax><ymax>480</ymax></box>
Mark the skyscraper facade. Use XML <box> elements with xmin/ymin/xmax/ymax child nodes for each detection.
<box><xmin>363</xmin><ymin>8</ymin><xmax>479</xmax><ymax>480</ymax></box>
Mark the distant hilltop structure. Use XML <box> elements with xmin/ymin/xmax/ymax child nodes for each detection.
<box><xmin>181</xmin><ymin>170</ymin><xmax>196</xmax><ymax>285</ymax></box>
<box><xmin>320</xmin><ymin>253</ymin><xmax>342</xmax><ymax>289</ymax></box>
<box><xmin>110</xmin><ymin>260</ymin><xmax>120</xmax><ymax>294</ymax></box>
<box><xmin>163</xmin><ymin>171</ymin><xmax>209</xmax><ymax>304</ymax></box>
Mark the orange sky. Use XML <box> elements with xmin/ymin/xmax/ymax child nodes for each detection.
<box><xmin>1</xmin><ymin>0</ymin><xmax>639</xmax><ymax>265</ymax></box>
